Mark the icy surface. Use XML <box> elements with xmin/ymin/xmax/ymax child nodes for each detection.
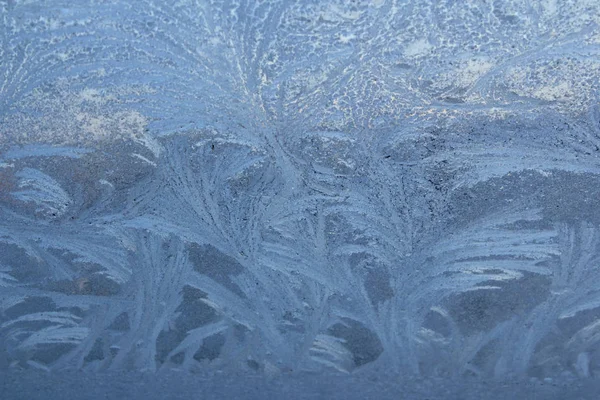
<box><xmin>1</xmin><ymin>0</ymin><xmax>600</xmax><ymax>391</ymax></box>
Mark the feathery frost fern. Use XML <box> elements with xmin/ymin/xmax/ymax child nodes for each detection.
<box><xmin>2</xmin><ymin>0</ymin><xmax>600</xmax><ymax>380</ymax></box>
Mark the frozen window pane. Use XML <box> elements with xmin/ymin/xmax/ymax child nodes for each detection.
<box><xmin>1</xmin><ymin>0</ymin><xmax>600</xmax><ymax>398</ymax></box>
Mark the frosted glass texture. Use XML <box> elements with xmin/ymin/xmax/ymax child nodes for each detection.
<box><xmin>1</xmin><ymin>0</ymin><xmax>600</xmax><ymax>391</ymax></box>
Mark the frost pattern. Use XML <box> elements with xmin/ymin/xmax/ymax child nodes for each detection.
<box><xmin>1</xmin><ymin>0</ymin><xmax>600</xmax><ymax>380</ymax></box>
